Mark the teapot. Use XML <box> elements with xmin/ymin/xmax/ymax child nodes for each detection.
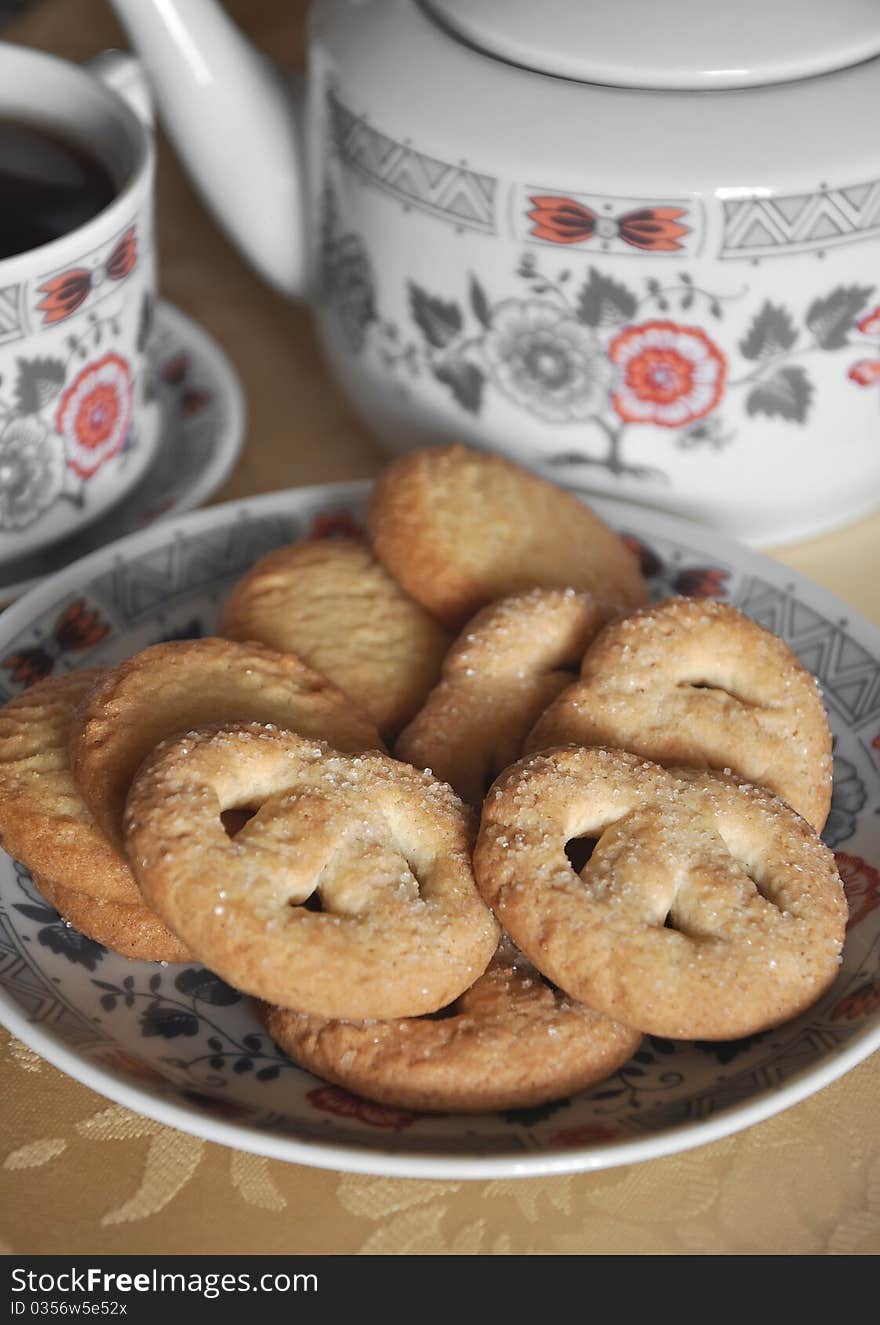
<box><xmin>107</xmin><ymin>0</ymin><xmax>880</xmax><ymax>545</ymax></box>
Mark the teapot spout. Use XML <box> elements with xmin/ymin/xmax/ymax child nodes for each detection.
<box><xmin>107</xmin><ymin>0</ymin><xmax>309</xmax><ymax>299</ymax></box>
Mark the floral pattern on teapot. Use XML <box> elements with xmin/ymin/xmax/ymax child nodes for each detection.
<box><xmin>321</xmin><ymin>182</ymin><xmax>876</xmax><ymax>482</ymax></box>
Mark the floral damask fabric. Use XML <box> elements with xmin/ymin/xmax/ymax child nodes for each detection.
<box><xmin>1</xmin><ymin>1028</ymin><xmax>878</xmax><ymax>1254</ymax></box>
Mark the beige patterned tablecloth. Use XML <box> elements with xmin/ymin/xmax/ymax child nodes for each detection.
<box><xmin>0</xmin><ymin>0</ymin><xmax>878</xmax><ymax>1256</ymax></box>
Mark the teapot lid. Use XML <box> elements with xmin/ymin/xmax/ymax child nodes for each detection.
<box><xmin>421</xmin><ymin>0</ymin><xmax>880</xmax><ymax>89</ymax></box>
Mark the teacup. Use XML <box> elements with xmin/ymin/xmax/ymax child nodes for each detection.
<box><xmin>0</xmin><ymin>43</ymin><xmax>159</xmax><ymax>565</ymax></box>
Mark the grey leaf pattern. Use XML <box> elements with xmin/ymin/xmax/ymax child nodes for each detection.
<box><xmin>806</xmin><ymin>285</ymin><xmax>874</xmax><ymax>350</ymax></box>
<box><xmin>433</xmin><ymin>358</ymin><xmax>484</xmax><ymax>413</ymax></box>
<box><xmin>576</xmin><ymin>267</ymin><xmax>637</xmax><ymax>328</ymax></box>
<box><xmin>409</xmin><ymin>283</ymin><xmax>463</xmax><ymax>349</ymax></box>
<box><xmin>745</xmin><ymin>365</ymin><xmax>813</xmax><ymax>422</ymax></box>
<box><xmin>739</xmin><ymin>302</ymin><xmax>798</xmax><ymax>360</ymax></box>
<box><xmin>13</xmin><ymin>357</ymin><xmax>66</xmax><ymax>414</ymax></box>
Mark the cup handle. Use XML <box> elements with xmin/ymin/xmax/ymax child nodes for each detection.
<box><xmin>87</xmin><ymin>49</ymin><xmax>154</xmax><ymax>126</ymax></box>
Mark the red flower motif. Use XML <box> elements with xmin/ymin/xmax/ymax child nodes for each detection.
<box><xmin>105</xmin><ymin>227</ymin><xmax>137</xmax><ymax>281</ymax></box>
<box><xmin>847</xmin><ymin>359</ymin><xmax>880</xmax><ymax>386</ymax></box>
<box><xmin>619</xmin><ymin>533</ymin><xmax>663</xmax><ymax>580</ymax></box>
<box><xmin>37</xmin><ymin>227</ymin><xmax>138</xmax><ymax>325</ymax></box>
<box><xmin>609</xmin><ymin>320</ymin><xmax>726</xmax><ymax>428</ymax></box>
<box><xmin>528</xmin><ymin>196</ymin><xmax>689</xmax><ymax>252</ymax></box>
<box><xmin>37</xmin><ymin>269</ymin><xmax>92</xmax><ymax>324</ymax></box>
<box><xmin>309</xmin><ymin>511</ymin><xmax>364</xmax><ymax>540</ymax></box>
<box><xmin>831</xmin><ymin>980</ymin><xmax>880</xmax><ymax>1022</ymax></box>
<box><xmin>2</xmin><ymin>649</ymin><xmax>52</xmax><ymax>689</ymax></box>
<box><xmin>857</xmin><ymin>306</ymin><xmax>880</xmax><ymax>336</ymax></box>
<box><xmin>161</xmin><ymin>353</ymin><xmax>190</xmax><ymax>386</ymax></box>
<box><xmin>2</xmin><ymin>599</ymin><xmax>110</xmax><ymax>687</ymax></box>
<box><xmin>181</xmin><ymin>388</ymin><xmax>212</xmax><ymax>418</ymax></box>
<box><xmin>618</xmin><ymin>537</ymin><xmax>730</xmax><ymax>600</ymax></box>
<box><xmin>674</xmin><ymin>566</ymin><xmax>730</xmax><ymax>599</ymax></box>
<box><xmin>52</xmin><ymin>599</ymin><xmax>110</xmax><ymax>651</ymax></box>
<box><xmin>307</xmin><ymin>1084</ymin><xmax>418</xmax><ymax>1129</ymax></box>
<box><xmin>55</xmin><ymin>351</ymin><xmax>134</xmax><ymax>479</ymax></box>
<box><xmin>94</xmin><ymin>1049</ymin><xmax>167</xmax><ymax>1085</ymax></box>
<box><xmin>834</xmin><ymin>852</ymin><xmax>880</xmax><ymax>929</ymax></box>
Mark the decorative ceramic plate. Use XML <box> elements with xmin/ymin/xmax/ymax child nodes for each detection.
<box><xmin>0</xmin><ymin>300</ymin><xmax>245</xmax><ymax>605</ymax></box>
<box><xmin>0</xmin><ymin>482</ymin><xmax>877</xmax><ymax>1180</ymax></box>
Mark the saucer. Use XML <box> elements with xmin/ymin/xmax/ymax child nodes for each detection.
<box><xmin>0</xmin><ymin>482</ymin><xmax>877</xmax><ymax>1179</ymax></box>
<box><xmin>0</xmin><ymin>300</ymin><xmax>245</xmax><ymax>605</ymax></box>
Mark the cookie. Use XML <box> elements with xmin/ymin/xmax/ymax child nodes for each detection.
<box><xmin>395</xmin><ymin>588</ymin><xmax>617</xmax><ymax>804</ymax></box>
<box><xmin>220</xmin><ymin>537</ymin><xmax>450</xmax><ymax>740</ymax></box>
<box><xmin>367</xmin><ymin>444</ymin><xmax>647</xmax><ymax>629</ymax></box>
<box><xmin>34</xmin><ymin>873</ymin><xmax>190</xmax><ymax>963</ymax></box>
<box><xmin>475</xmin><ymin>746</ymin><xmax>846</xmax><ymax>1040</ymax></box>
<box><xmin>0</xmin><ymin>670</ymin><xmax>143</xmax><ymax>904</ymax></box>
<box><xmin>262</xmin><ymin>940</ymin><xmax>642</xmax><ymax>1114</ymax></box>
<box><xmin>525</xmin><ymin>596</ymin><xmax>833</xmax><ymax>831</ymax></box>
<box><xmin>125</xmin><ymin>724</ymin><xmax>500</xmax><ymax>1019</ymax></box>
<box><xmin>69</xmin><ymin>637</ymin><xmax>382</xmax><ymax>851</ymax></box>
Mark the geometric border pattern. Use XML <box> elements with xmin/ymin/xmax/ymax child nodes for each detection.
<box><xmin>737</xmin><ymin>575</ymin><xmax>880</xmax><ymax>730</ymax></box>
<box><xmin>720</xmin><ymin>178</ymin><xmax>880</xmax><ymax>259</ymax></box>
<box><xmin>326</xmin><ymin>88</ymin><xmax>497</xmax><ymax>234</ymax></box>
<box><xmin>0</xmin><ymin>282</ymin><xmax>26</xmax><ymax>346</ymax></box>
<box><xmin>88</xmin><ymin>515</ymin><xmax>302</xmax><ymax>629</ymax></box>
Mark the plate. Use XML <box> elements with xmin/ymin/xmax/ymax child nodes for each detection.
<box><xmin>0</xmin><ymin>482</ymin><xmax>877</xmax><ymax>1180</ymax></box>
<box><xmin>0</xmin><ymin>300</ymin><xmax>245</xmax><ymax>605</ymax></box>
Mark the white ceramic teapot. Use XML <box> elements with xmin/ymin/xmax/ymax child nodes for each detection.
<box><xmin>108</xmin><ymin>0</ymin><xmax>880</xmax><ymax>544</ymax></box>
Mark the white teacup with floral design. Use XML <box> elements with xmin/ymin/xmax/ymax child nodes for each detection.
<box><xmin>0</xmin><ymin>43</ymin><xmax>159</xmax><ymax>564</ymax></box>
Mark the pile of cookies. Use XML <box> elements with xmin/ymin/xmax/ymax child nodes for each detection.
<box><xmin>0</xmin><ymin>444</ymin><xmax>847</xmax><ymax>1115</ymax></box>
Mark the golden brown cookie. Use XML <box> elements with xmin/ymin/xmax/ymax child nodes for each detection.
<box><xmin>367</xmin><ymin>444</ymin><xmax>647</xmax><ymax>629</ymax></box>
<box><xmin>0</xmin><ymin>670</ymin><xmax>142</xmax><ymax>904</ymax></box>
<box><xmin>395</xmin><ymin>588</ymin><xmax>617</xmax><ymax>804</ymax></box>
<box><xmin>219</xmin><ymin>537</ymin><xmax>451</xmax><ymax>741</ymax></box>
<box><xmin>525</xmin><ymin>596</ymin><xmax>832</xmax><ymax>831</ymax></box>
<box><xmin>475</xmin><ymin>747</ymin><xmax>846</xmax><ymax>1041</ymax></box>
<box><xmin>125</xmin><ymin>724</ymin><xmax>500</xmax><ymax>1019</ymax></box>
<box><xmin>69</xmin><ymin>637</ymin><xmax>382</xmax><ymax>851</ymax></box>
<box><xmin>262</xmin><ymin>940</ymin><xmax>642</xmax><ymax>1114</ymax></box>
<box><xmin>34</xmin><ymin>873</ymin><xmax>190</xmax><ymax>963</ymax></box>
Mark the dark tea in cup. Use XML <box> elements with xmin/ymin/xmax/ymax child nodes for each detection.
<box><xmin>0</xmin><ymin>118</ymin><xmax>118</xmax><ymax>259</ymax></box>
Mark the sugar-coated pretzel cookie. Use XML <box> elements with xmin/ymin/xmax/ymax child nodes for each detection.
<box><xmin>219</xmin><ymin>537</ymin><xmax>451</xmax><ymax>740</ymax></box>
<box><xmin>475</xmin><ymin>747</ymin><xmax>846</xmax><ymax>1040</ymax></box>
<box><xmin>525</xmin><ymin>597</ymin><xmax>832</xmax><ymax>832</ymax></box>
<box><xmin>34</xmin><ymin>873</ymin><xmax>190</xmax><ymax>963</ymax></box>
<box><xmin>367</xmin><ymin>444</ymin><xmax>647</xmax><ymax>629</ymax></box>
<box><xmin>262</xmin><ymin>940</ymin><xmax>642</xmax><ymax>1114</ymax></box>
<box><xmin>70</xmin><ymin>637</ymin><xmax>382</xmax><ymax>851</ymax></box>
<box><xmin>0</xmin><ymin>670</ymin><xmax>144</xmax><ymax>905</ymax></box>
<box><xmin>395</xmin><ymin>588</ymin><xmax>618</xmax><ymax>804</ymax></box>
<box><xmin>125</xmin><ymin>724</ymin><xmax>500</xmax><ymax>1019</ymax></box>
